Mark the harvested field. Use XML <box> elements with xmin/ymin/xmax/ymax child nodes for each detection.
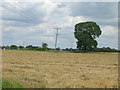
<box><xmin>2</xmin><ymin>50</ymin><xmax>118</xmax><ymax>88</ymax></box>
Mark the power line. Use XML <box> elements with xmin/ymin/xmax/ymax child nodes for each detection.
<box><xmin>2</xmin><ymin>2</ymin><xmax>39</xmax><ymax>22</ymax></box>
<box><xmin>4</xmin><ymin>2</ymin><xmax>36</xmax><ymax>18</ymax></box>
<box><xmin>3</xmin><ymin>2</ymin><xmax>35</xmax><ymax>19</ymax></box>
<box><xmin>16</xmin><ymin>2</ymin><xmax>39</xmax><ymax>19</ymax></box>
<box><xmin>54</xmin><ymin>27</ymin><xmax>61</xmax><ymax>50</ymax></box>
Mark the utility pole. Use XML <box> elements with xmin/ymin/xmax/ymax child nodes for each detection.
<box><xmin>54</xmin><ymin>27</ymin><xmax>61</xmax><ymax>50</ymax></box>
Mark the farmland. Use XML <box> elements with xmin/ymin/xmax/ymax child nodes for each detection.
<box><xmin>2</xmin><ymin>50</ymin><xmax>118</xmax><ymax>88</ymax></box>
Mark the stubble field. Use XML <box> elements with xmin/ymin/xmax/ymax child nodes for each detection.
<box><xmin>2</xmin><ymin>50</ymin><xmax>118</xmax><ymax>88</ymax></box>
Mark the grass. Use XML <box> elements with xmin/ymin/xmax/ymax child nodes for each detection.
<box><xmin>37</xmin><ymin>84</ymin><xmax>46</xmax><ymax>88</ymax></box>
<box><xmin>2</xmin><ymin>79</ymin><xmax>46</xmax><ymax>88</ymax></box>
<box><xmin>2</xmin><ymin>79</ymin><xmax>24</xmax><ymax>88</ymax></box>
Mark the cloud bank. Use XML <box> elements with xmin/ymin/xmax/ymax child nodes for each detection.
<box><xmin>1</xmin><ymin>1</ymin><xmax>118</xmax><ymax>49</ymax></box>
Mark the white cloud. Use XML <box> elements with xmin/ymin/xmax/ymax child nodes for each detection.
<box><xmin>60</xmin><ymin>16</ymin><xmax>90</xmax><ymax>28</ymax></box>
<box><xmin>102</xmin><ymin>26</ymin><xmax>118</xmax><ymax>36</ymax></box>
<box><xmin>1</xmin><ymin>2</ymin><xmax>118</xmax><ymax>49</ymax></box>
<box><xmin>96</xmin><ymin>26</ymin><xmax>118</xmax><ymax>49</ymax></box>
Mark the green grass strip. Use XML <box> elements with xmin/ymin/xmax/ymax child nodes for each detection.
<box><xmin>2</xmin><ymin>79</ymin><xmax>24</xmax><ymax>88</ymax></box>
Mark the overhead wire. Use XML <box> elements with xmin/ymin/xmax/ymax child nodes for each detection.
<box><xmin>1</xmin><ymin>2</ymin><xmax>40</xmax><ymax>23</ymax></box>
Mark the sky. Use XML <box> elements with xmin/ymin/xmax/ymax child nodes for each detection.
<box><xmin>1</xmin><ymin>0</ymin><xmax>118</xmax><ymax>49</ymax></box>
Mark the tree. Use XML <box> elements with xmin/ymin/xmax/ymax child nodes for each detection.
<box><xmin>10</xmin><ymin>45</ymin><xmax>18</xmax><ymax>49</ymax></box>
<box><xmin>26</xmin><ymin>45</ymin><xmax>33</xmax><ymax>49</ymax></box>
<box><xmin>74</xmin><ymin>21</ymin><xmax>102</xmax><ymax>52</ymax></box>
<box><xmin>19</xmin><ymin>46</ymin><xmax>24</xmax><ymax>49</ymax></box>
<box><xmin>42</xmin><ymin>43</ymin><xmax>48</xmax><ymax>50</ymax></box>
<box><xmin>56</xmin><ymin>47</ymin><xmax>60</xmax><ymax>51</ymax></box>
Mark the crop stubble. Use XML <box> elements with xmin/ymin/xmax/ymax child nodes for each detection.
<box><xmin>2</xmin><ymin>50</ymin><xmax>118</xmax><ymax>88</ymax></box>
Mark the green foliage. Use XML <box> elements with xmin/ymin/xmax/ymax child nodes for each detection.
<box><xmin>74</xmin><ymin>21</ymin><xmax>102</xmax><ymax>52</ymax></box>
<box><xmin>19</xmin><ymin>46</ymin><xmax>24</xmax><ymax>49</ymax></box>
<box><xmin>42</xmin><ymin>43</ymin><xmax>48</xmax><ymax>50</ymax></box>
<box><xmin>2</xmin><ymin>46</ymin><xmax>11</xmax><ymax>50</ymax></box>
<box><xmin>1</xmin><ymin>46</ymin><xmax>6</xmax><ymax>49</ymax></box>
<box><xmin>1</xmin><ymin>44</ymin><xmax>52</xmax><ymax>51</ymax></box>
<box><xmin>62</xmin><ymin>47</ymin><xmax>118</xmax><ymax>53</ymax></box>
<box><xmin>26</xmin><ymin>45</ymin><xmax>33</xmax><ymax>49</ymax></box>
<box><xmin>56</xmin><ymin>47</ymin><xmax>60</xmax><ymax>51</ymax></box>
<box><xmin>2</xmin><ymin>79</ymin><xmax>24</xmax><ymax>88</ymax></box>
<box><xmin>93</xmin><ymin>47</ymin><xmax>118</xmax><ymax>52</ymax></box>
<box><xmin>10</xmin><ymin>45</ymin><xmax>18</xmax><ymax>50</ymax></box>
<box><xmin>25</xmin><ymin>45</ymin><xmax>48</xmax><ymax>51</ymax></box>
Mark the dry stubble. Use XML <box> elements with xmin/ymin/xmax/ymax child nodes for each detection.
<box><xmin>2</xmin><ymin>50</ymin><xmax>118</xmax><ymax>88</ymax></box>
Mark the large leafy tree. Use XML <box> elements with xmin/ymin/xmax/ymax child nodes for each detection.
<box><xmin>74</xmin><ymin>21</ymin><xmax>102</xmax><ymax>52</ymax></box>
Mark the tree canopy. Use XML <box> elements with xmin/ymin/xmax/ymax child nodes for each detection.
<box><xmin>42</xmin><ymin>43</ymin><xmax>48</xmax><ymax>50</ymax></box>
<box><xmin>74</xmin><ymin>21</ymin><xmax>102</xmax><ymax>52</ymax></box>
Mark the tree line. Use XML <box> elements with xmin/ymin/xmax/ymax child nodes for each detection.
<box><xmin>63</xmin><ymin>47</ymin><xmax>119</xmax><ymax>52</ymax></box>
<box><xmin>1</xmin><ymin>21</ymin><xmax>118</xmax><ymax>52</ymax></box>
<box><xmin>0</xmin><ymin>45</ymin><xmax>119</xmax><ymax>52</ymax></box>
<box><xmin>0</xmin><ymin>43</ymin><xmax>61</xmax><ymax>51</ymax></box>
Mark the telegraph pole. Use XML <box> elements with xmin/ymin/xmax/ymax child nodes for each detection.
<box><xmin>54</xmin><ymin>27</ymin><xmax>61</xmax><ymax>50</ymax></box>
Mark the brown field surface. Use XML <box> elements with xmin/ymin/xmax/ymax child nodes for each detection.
<box><xmin>2</xmin><ymin>50</ymin><xmax>118</xmax><ymax>88</ymax></box>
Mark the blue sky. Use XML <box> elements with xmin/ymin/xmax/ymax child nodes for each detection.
<box><xmin>1</xmin><ymin>1</ymin><xmax>118</xmax><ymax>49</ymax></box>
